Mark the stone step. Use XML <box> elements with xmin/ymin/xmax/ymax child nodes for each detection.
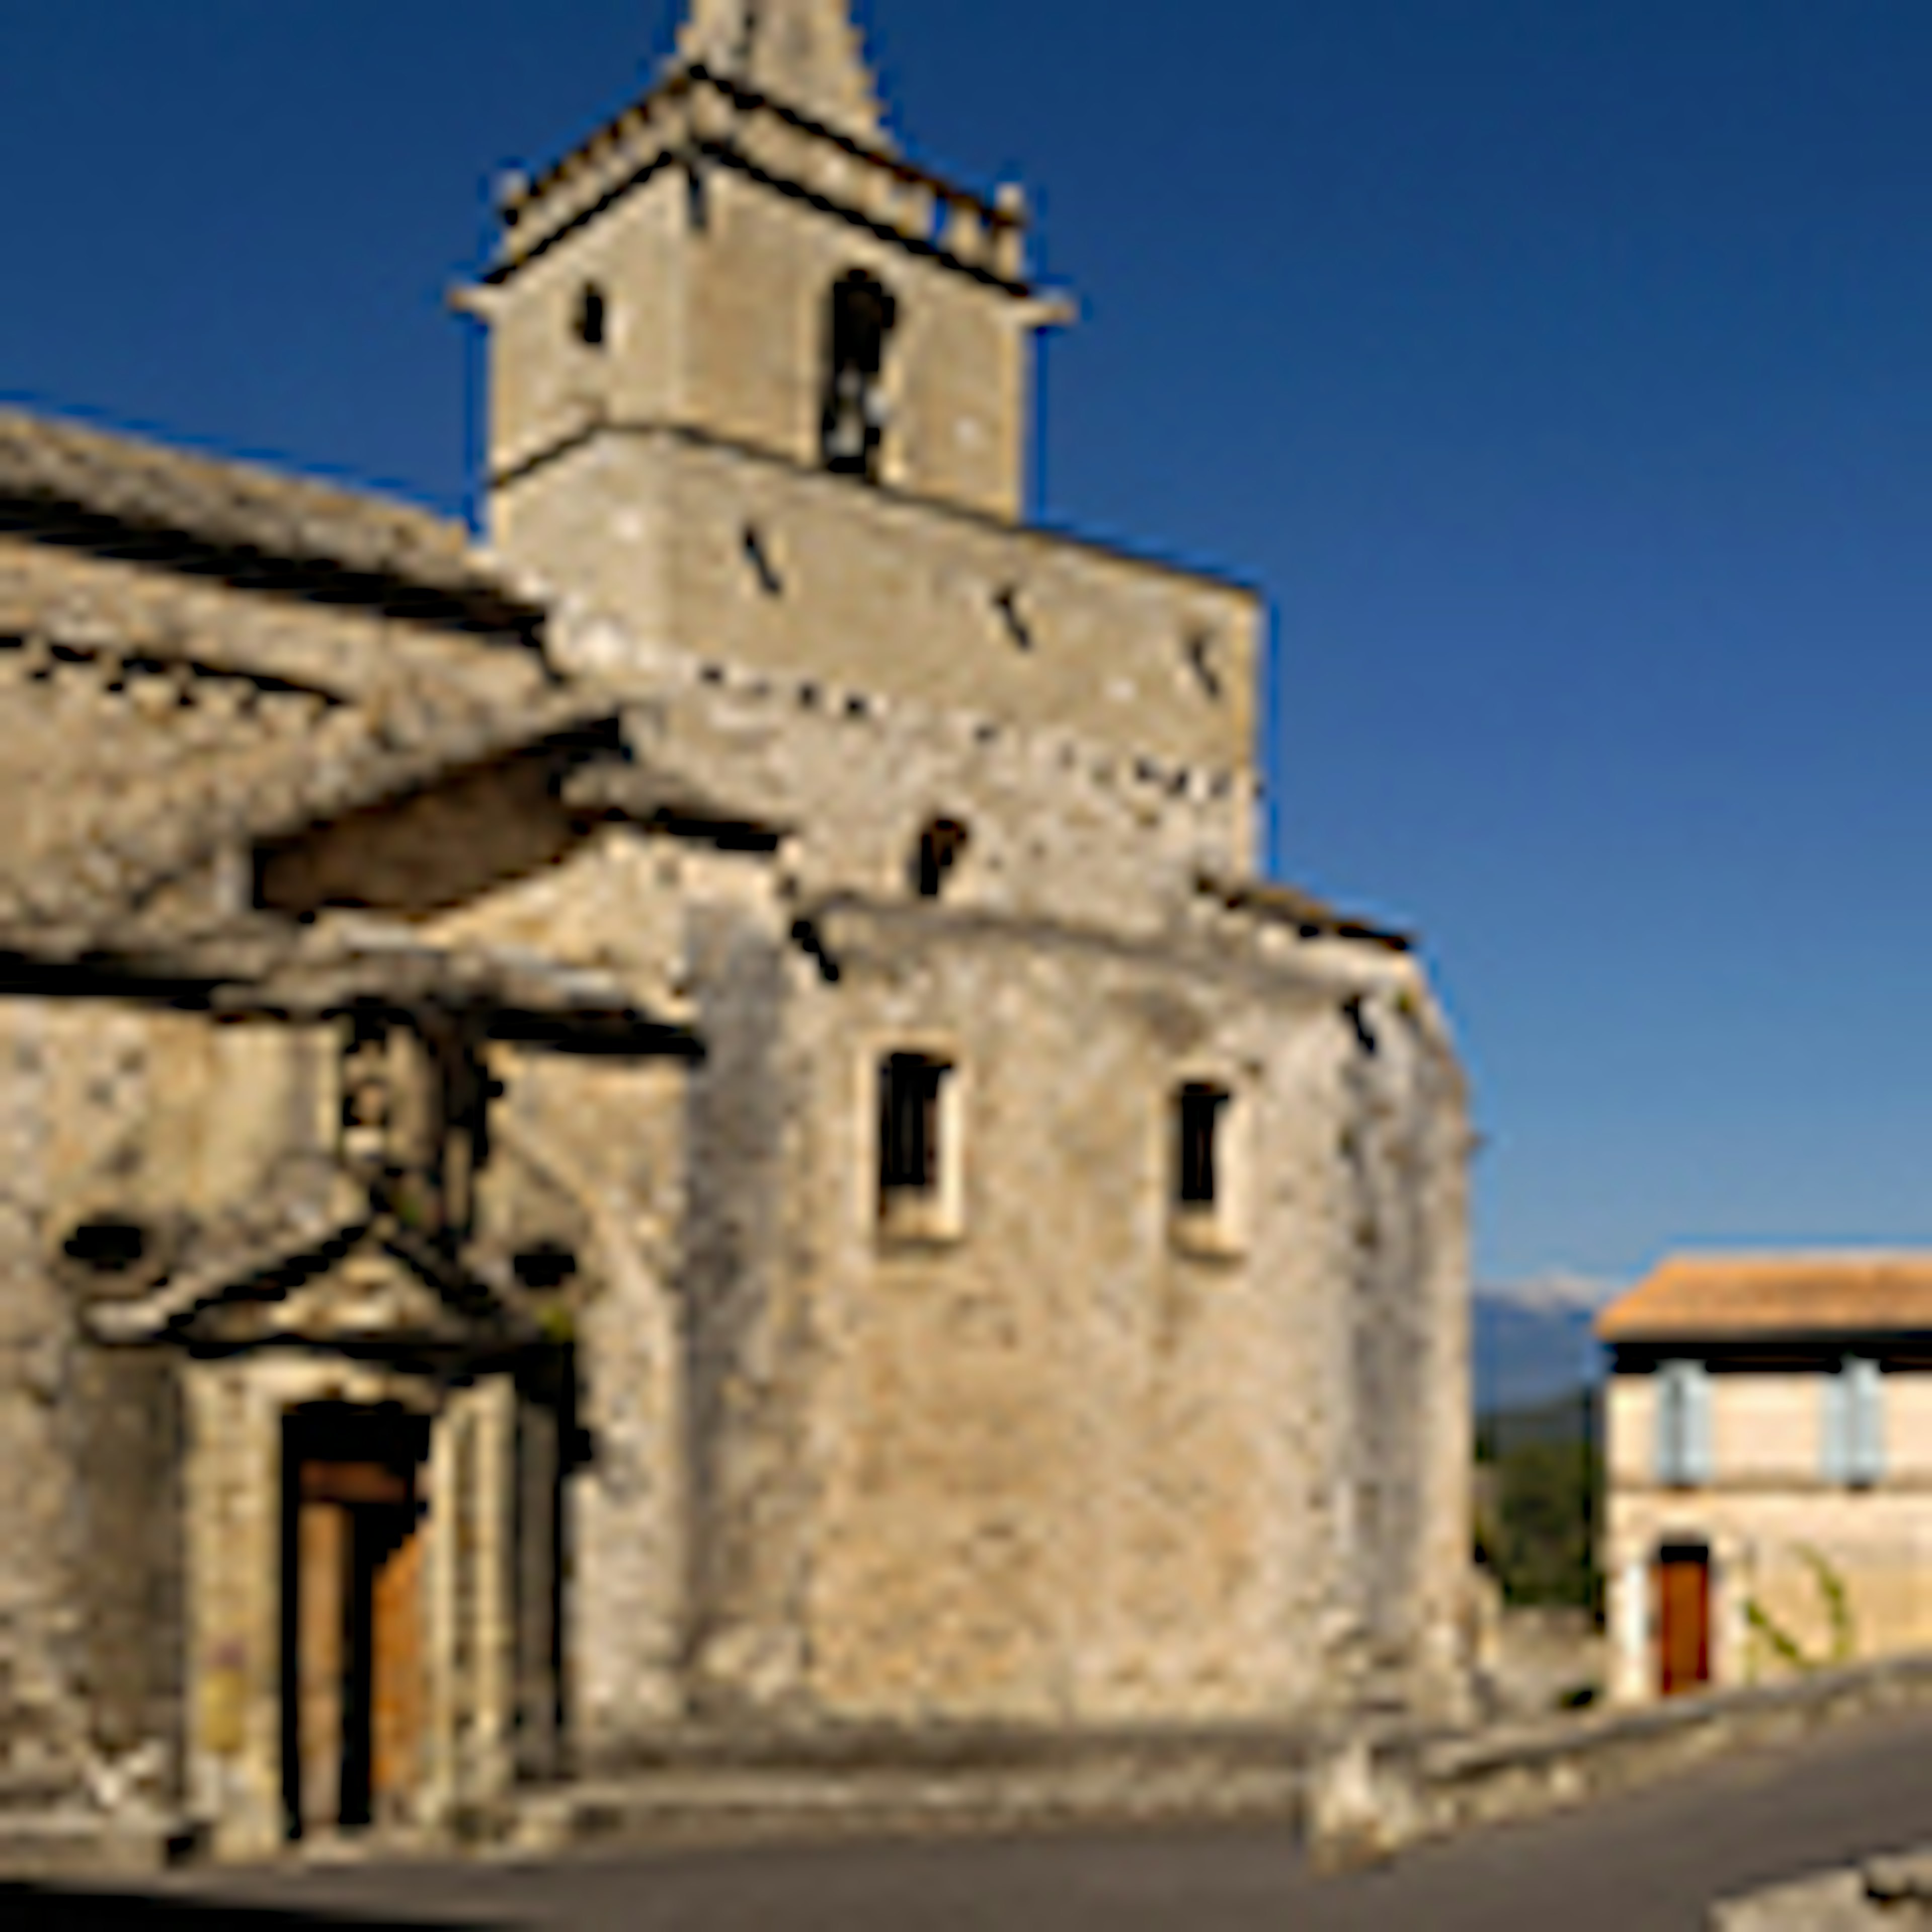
<box><xmin>506</xmin><ymin>1756</ymin><xmax>1306</xmax><ymax>1857</ymax></box>
<box><xmin>0</xmin><ymin>1810</ymin><xmax>174</xmax><ymax>1882</ymax></box>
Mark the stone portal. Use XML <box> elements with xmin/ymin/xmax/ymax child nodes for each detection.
<box><xmin>175</xmin><ymin>1352</ymin><xmax>546</xmax><ymax>1859</ymax></box>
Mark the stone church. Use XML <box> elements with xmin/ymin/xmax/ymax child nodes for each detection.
<box><xmin>0</xmin><ymin>0</ymin><xmax>1471</xmax><ymax>1863</ymax></box>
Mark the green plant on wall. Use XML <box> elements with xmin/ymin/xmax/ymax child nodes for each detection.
<box><xmin>1802</xmin><ymin>1545</ymin><xmax>1857</xmax><ymax>1665</ymax></box>
<box><xmin>1743</xmin><ymin>1544</ymin><xmax>1858</xmax><ymax>1676</ymax></box>
<box><xmin>1742</xmin><ymin>1599</ymin><xmax>1809</xmax><ymax>1674</ymax></box>
<box><xmin>534</xmin><ymin>1299</ymin><xmax>579</xmax><ymax>1346</ymax></box>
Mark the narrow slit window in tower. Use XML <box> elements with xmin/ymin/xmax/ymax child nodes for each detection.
<box><xmin>576</xmin><ymin>284</ymin><xmax>609</xmax><ymax>350</ymax></box>
<box><xmin>912</xmin><ymin>817</ymin><xmax>970</xmax><ymax>899</ymax></box>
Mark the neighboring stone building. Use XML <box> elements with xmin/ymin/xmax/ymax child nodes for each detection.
<box><xmin>0</xmin><ymin>0</ymin><xmax>1472</xmax><ymax>1862</ymax></box>
<box><xmin>1600</xmin><ymin>1254</ymin><xmax>1932</xmax><ymax>1706</ymax></box>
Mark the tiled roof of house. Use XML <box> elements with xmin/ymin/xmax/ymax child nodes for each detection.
<box><xmin>0</xmin><ymin>406</ymin><xmax>541</xmax><ymax>634</ymax></box>
<box><xmin>1596</xmin><ymin>1253</ymin><xmax>1932</xmax><ymax>1342</ymax></box>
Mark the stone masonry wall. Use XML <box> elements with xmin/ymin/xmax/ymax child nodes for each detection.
<box><xmin>0</xmin><ymin>1001</ymin><xmax>202</xmax><ymax>1812</ymax></box>
<box><xmin>677</xmin><ymin>901</ymin><xmax>821</xmax><ymax>1724</ymax></box>
<box><xmin>408</xmin><ymin>715</ymin><xmax>1469</xmax><ymax>1745</ymax></box>
<box><xmin>0</xmin><ymin>999</ymin><xmax>84</xmax><ymax>1809</ymax></box>
<box><xmin>409</xmin><ymin>790</ymin><xmax>1473</xmax><ymax>1745</ymax></box>
<box><xmin>667</xmin><ymin>897</ymin><xmax>1473</xmax><ymax>1734</ymax></box>
<box><xmin>486</xmin><ymin>1044</ymin><xmax>693</xmax><ymax>1758</ymax></box>
<box><xmin>0</xmin><ymin>981</ymin><xmax>353</xmax><ymax>1818</ymax></box>
<box><xmin>610</xmin><ymin>636</ymin><xmax>1255</xmax><ymax>929</ymax></box>
<box><xmin>1336</xmin><ymin>987</ymin><xmax>1473</xmax><ymax>1721</ymax></box>
<box><xmin>508</xmin><ymin>430</ymin><xmax>1260</xmax><ymax>793</ymax></box>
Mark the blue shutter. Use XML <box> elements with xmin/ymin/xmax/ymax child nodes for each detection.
<box><xmin>1819</xmin><ymin>1366</ymin><xmax>1850</xmax><ymax>1485</ymax></box>
<box><xmin>1655</xmin><ymin>1362</ymin><xmax>1684</xmax><ymax>1483</ymax></box>
<box><xmin>1683</xmin><ymin>1362</ymin><xmax>1713</xmax><ymax>1484</ymax></box>
<box><xmin>1655</xmin><ymin>1361</ymin><xmax>1710</xmax><ymax>1485</ymax></box>
<box><xmin>1848</xmin><ymin>1357</ymin><xmax>1886</xmax><ymax>1486</ymax></box>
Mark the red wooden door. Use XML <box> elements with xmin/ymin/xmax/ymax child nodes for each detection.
<box><xmin>1654</xmin><ymin>1547</ymin><xmax>1711</xmax><ymax>1697</ymax></box>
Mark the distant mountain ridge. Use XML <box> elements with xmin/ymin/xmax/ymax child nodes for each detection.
<box><xmin>1473</xmin><ymin>1273</ymin><xmax>1614</xmax><ymax>1416</ymax></box>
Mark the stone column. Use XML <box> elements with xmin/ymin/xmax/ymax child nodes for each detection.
<box><xmin>423</xmin><ymin>1377</ymin><xmax>517</xmax><ymax>1823</ymax></box>
<box><xmin>469</xmin><ymin>1375</ymin><xmax>516</xmax><ymax>1807</ymax></box>
<box><xmin>423</xmin><ymin>1393</ymin><xmax>460</xmax><ymax>1829</ymax></box>
<box><xmin>182</xmin><ymin>1361</ymin><xmax>285</xmax><ymax>1861</ymax></box>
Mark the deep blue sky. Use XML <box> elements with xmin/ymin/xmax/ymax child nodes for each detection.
<box><xmin>5</xmin><ymin>1</ymin><xmax>1932</xmax><ymax>1295</ymax></box>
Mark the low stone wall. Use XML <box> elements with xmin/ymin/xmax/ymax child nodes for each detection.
<box><xmin>1307</xmin><ymin>1650</ymin><xmax>1932</xmax><ymax>1870</ymax></box>
<box><xmin>1472</xmin><ymin>1600</ymin><xmax>1606</xmax><ymax>1719</ymax></box>
<box><xmin>1712</xmin><ymin>1849</ymin><xmax>1932</xmax><ymax>1927</ymax></box>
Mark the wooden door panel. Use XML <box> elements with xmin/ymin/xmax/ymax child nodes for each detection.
<box><xmin>288</xmin><ymin>1428</ymin><xmax>429</xmax><ymax>1836</ymax></box>
<box><xmin>1655</xmin><ymin>1551</ymin><xmax>1711</xmax><ymax>1696</ymax></box>
<box><xmin>297</xmin><ymin>1500</ymin><xmax>348</xmax><ymax>1831</ymax></box>
<box><xmin>371</xmin><ymin>1519</ymin><xmax>424</xmax><ymax>1814</ymax></box>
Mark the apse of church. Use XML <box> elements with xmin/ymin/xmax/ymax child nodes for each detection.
<box><xmin>0</xmin><ymin>0</ymin><xmax>1472</xmax><ymax>1867</ymax></box>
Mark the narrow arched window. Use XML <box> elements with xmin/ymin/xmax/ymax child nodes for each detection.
<box><xmin>822</xmin><ymin>270</ymin><xmax>897</xmax><ymax>481</ymax></box>
<box><xmin>1176</xmin><ymin>1083</ymin><xmax>1230</xmax><ymax>1209</ymax></box>
<box><xmin>1170</xmin><ymin>1078</ymin><xmax>1248</xmax><ymax>1257</ymax></box>
<box><xmin>576</xmin><ymin>283</ymin><xmax>609</xmax><ymax>349</ymax></box>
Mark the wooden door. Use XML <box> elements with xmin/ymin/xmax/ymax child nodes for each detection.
<box><xmin>296</xmin><ymin>1500</ymin><xmax>349</xmax><ymax>1833</ymax></box>
<box><xmin>371</xmin><ymin>1517</ymin><xmax>425</xmax><ymax>1818</ymax></box>
<box><xmin>1654</xmin><ymin>1545</ymin><xmax>1712</xmax><ymax>1697</ymax></box>
<box><xmin>285</xmin><ymin>1409</ymin><xmax>430</xmax><ymax>1837</ymax></box>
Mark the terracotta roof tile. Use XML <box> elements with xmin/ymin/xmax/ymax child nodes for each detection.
<box><xmin>1596</xmin><ymin>1253</ymin><xmax>1932</xmax><ymax>1341</ymax></box>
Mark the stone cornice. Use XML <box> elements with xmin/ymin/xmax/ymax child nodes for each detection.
<box><xmin>492</xmin><ymin>414</ymin><xmax>1262</xmax><ymax>603</ymax></box>
<box><xmin>487</xmin><ymin>66</ymin><xmax>1029</xmax><ymax>296</ymax></box>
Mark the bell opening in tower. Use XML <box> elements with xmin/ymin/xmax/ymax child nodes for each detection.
<box><xmin>821</xmin><ymin>269</ymin><xmax>897</xmax><ymax>482</ymax></box>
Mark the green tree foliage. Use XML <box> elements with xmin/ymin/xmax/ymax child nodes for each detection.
<box><xmin>1475</xmin><ymin>1391</ymin><xmax>1602</xmax><ymax>1613</ymax></box>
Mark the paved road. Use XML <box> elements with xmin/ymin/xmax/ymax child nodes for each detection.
<box><xmin>13</xmin><ymin>1707</ymin><xmax>1932</xmax><ymax>1930</ymax></box>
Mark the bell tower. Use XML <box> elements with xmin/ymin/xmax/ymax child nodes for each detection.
<box><xmin>467</xmin><ymin>0</ymin><xmax>1057</xmax><ymax>532</ymax></box>
<box><xmin>460</xmin><ymin>2</ymin><xmax>1255</xmax><ymax>796</ymax></box>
